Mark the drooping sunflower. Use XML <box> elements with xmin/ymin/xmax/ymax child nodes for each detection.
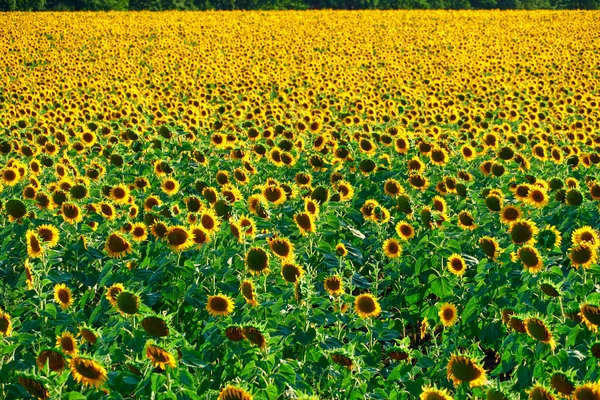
<box><xmin>580</xmin><ymin>303</ymin><xmax>600</xmax><ymax>332</ymax></box>
<box><xmin>218</xmin><ymin>385</ymin><xmax>253</xmax><ymax>400</ymax></box>
<box><xmin>240</xmin><ymin>280</ymin><xmax>258</xmax><ymax>306</ymax></box>
<box><xmin>56</xmin><ymin>331</ymin><xmax>78</xmax><ymax>356</ymax></box>
<box><xmin>17</xmin><ymin>373</ymin><xmax>49</xmax><ymax>400</ymax></box>
<box><xmin>420</xmin><ymin>385</ymin><xmax>453</xmax><ymax>400</ymax></box>
<box><xmin>478</xmin><ymin>236</ymin><xmax>500</xmax><ymax>260</ymax></box>
<box><xmin>70</xmin><ymin>356</ymin><xmax>108</xmax><ymax>388</ymax></box>
<box><xmin>36</xmin><ymin>224</ymin><xmax>59</xmax><ymax>248</ymax></box>
<box><xmin>78</xmin><ymin>326</ymin><xmax>98</xmax><ymax>345</ymax></box>
<box><xmin>105</xmin><ymin>232</ymin><xmax>133</xmax><ymax>259</ymax></box>
<box><xmin>24</xmin><ymin>259</ymin><xmax>34</xmax><ymax>289</ymax></box>
<box><xmin>331</xmin><ymin>352</ymin><xmax>354</xmax><ymax>370</ymax></box>
<box><xmin>141</xmin><ymin>316</ymin><xmax>170</xmax><ymax>337</ymax></box>
<box><xmin>524</xmin><ymin>317</ymin><xmax>556</xmax><ymax>349</ymax></box>
<box><xmin>37</xmin><ymin>348</ymin><xmax>66</xmax><ymax>372</ymax></box>
<box><xmin>54</xmin><ymin>283</ymin><xmax>73</xmax><ymax>310</ymax></box>
<box><xmin>572</xmin><ymin>226</ymin><xmax>599</xmax><ymax>249</ymax></box>
<box><xmin>538</xmin><ymin>225</ymin><xmax>562</xmax><ymax>250</ymax></box>
<box><xmin>383</xmin><ymin>238</ymin><xmax>402</xmax><ymax>259</ymax></box>
<box><xmin>569</xmin><ymin>243</ymin><xmax>598</xmax><ymax>269</ymax></box>
<box><xmin>268</xmin><ymin>236</ymin><xmax>295</xmax><ymax>261</ymax></box>
<box><xmin>0</xmin><ymin>309</ymin><xmax>12</xmax><ymax>336</ymax></box>
<box><xmin>105</xmin><ymin>283</ymin><xmax>124</xmax><ymax>307</ymax></box>
<box><xmin>510</xmin><ymin>219</ymin><xmax>538</xmax><ymax>245</ymax></box>
<box><xmin>439</xmin><ymin>303</ymin><xmax>458</xmax><ymax>327</ymax></box>
<box><xmin>295</xmin><ymin>212</ymin><xmax>316</xmax><ymax>236</ymax></box>
<box><xmin>146</xmin><ymin>342</ymin><xmax>176</xmax><ymax>369</ymax></box>
<box><xmin>98</xmin><ymin>202</ymin><xmax>117</xmax><ymax>220</ymax></box>
<box><xmin>447</xmin><ymin>354</ymin><xmax>487</xmax><ymax>388</ymax></box>
<box><xmin>245</xmin><ymin>247</ymin><xmax>270</xmax><ymax>275</ymax></box>
<box><xmin>549</xmin><ymin>372</ymin><xmax>576</xmax><ymax>397</ymax></box>
<box><xmin>242</xmin><ymin>326</ymin><xmax>266</xmax><ymax>349</ymax></box>
<box><xmin>206</xmin><ymin>294</ymin><xmax>235</xmax><ymax>317</ymax></box>
<box><xmin>26</xmin><ymin>230</ymin><xmax>45</xmax><ymax>259</ymax></box>
<box><xmin>166</xmin><ymin>225</ymin><xmax>193</xmax><ymax>252</ymax></box>
<box><xmin>457</xmin><ymin>211</ymin><xmax>477</xmax><ymax>231</ymax></box>
<box><xmin>517</xmin><ymin>246</ymin><xmax>544</xmax><ymax>273</ymax></box>
<box><xmin>144</xmin><ymin>195</ymin><xmax>162</xmax><ymax>212</ymax></box>
<box><xmin>354</xmin><ymin>293</ymin><xmax>382</xmax><ymax>319</ymax></box>
<box><xmin>526</xmin><ymin>385</ymin><xmax>557</xmax><ymax>400</ymax></box>
<box><xmin>447</xmin><ymin>254</ymin><xmax>467</xmax><ymax>276</ymax></box>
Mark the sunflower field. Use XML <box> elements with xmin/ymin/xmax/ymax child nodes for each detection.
<box><xmin>1</xmin><ymin>10</ymin><xmax>600</xmax><ymax>400</ymax></box>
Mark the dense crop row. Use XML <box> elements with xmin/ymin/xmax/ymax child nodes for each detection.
<box><xmin>1</xmin><ymin>11</ymin><xmax>600</xmax><ymax>400</ymax></box>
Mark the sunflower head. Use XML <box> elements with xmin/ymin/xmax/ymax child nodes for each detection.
<box><xmin>116</xmin><ymin>291</ymin><xmax>140</xmax><ymax>315</ymax></box>
<box><xmin>447</xmin><ymin>254</ymin><xmax>467</xmax><ymax>276</ymax></box>
<box><xmin>206</xmin><ymin>294</ymin><xmax>235</xmax><ymax>317</ymax></box>
<box><xmin>245</xmin><ymin>247</ymin><xmax>270</xmax><ymax>275</ymax></box>
<box><xmin>146</xmin><ymin>342</ymin><xmax>177</xmax><ymax>370</ymax></box>
<box><xmin>0</xmin><ymin>309</ymin><xmax>12</xmax><ymax>337</ymax></box>
<box><xmin>570</xmin><ymin>242</ymin><xmax>598</xmax><ymax>269</ymax></box>
<box><xmin>218</xmin><ymin>385</ymin><xmax>253</xmax><ymax>400</ymax></box>
<box><xmin>354</xmin><ymin>293</ymin><xmax>382</xmax><ymax>319</ymax></box>
<box><xmin>439</xmin><ymin>303</ymin><xmax>458</xmax><ymax>327</ymax></box>
<box><xmin>70</xmin><ymin>356</ymin><xmax>108</xmax><ymax>388</ymax></box>
<box><xmin>420</xmin><ymin>385</ymin><xmax>453</xmax><ymax>400</ymax></box>
<box><xmin>383</xmin><ymin>238</ymin><xmax>402</xmax><ymax>259</ymax></box>
<box><xmin>447</xmin><ymin>354</ymin><xmax>487</xmax><ymax>388</ymax></box>
<box><xmin>324</xmin><ymin>276</ymin><xmax>344</xmax><ymax>297</ymax></box>
<box><xmin>37</xmin><ymin>348</ymin><xmax>66</xmax><ymax>372</ymax></box>
<box><xmin>105</xmin><ymin>232</ymin><xmax>133</xmax><ymax>259</ymax></box>
<box><xmin>141</xmin><ymin>315</ymin><xmax>170</xmax><ymax>337</ymax></box>
<box><xmin>549</xmin><ymin>371</ymin><xmax>576</xmax><ymax>397</ymax></box>
<box><xmin>56</xmin><ymin>331</ymin><xmax>78</xmax><ymax>356</ymax></box>
<box><xmin>242</xmin><ymin>326</ymin><xmax>266</xmax><ymax>349</ymax></box>
<box><xmin>54</xmin><ymin>283</ymin><xmax>73</xmax><ymax>310</ymax></box>
<box><xmin>281</xmin><ymin>263</ymin><xmax>304</xmax><ymax>284</ymax></box>
<box><xmin>17</xmin><ymin>373</ymin><xmax>50</xmax><ymax>400</ymax></box>
<box><xmin>524</xmin><ymin>317</ymin><xmax>556</xmax><ymax>349</ymax></box>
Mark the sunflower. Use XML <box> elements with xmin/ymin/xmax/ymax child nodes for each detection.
<box><xmin>0</xmin><ymin>309</ymin><xmax>12</xmax><ymax>336</ymax></box>
<box><xmin>572</xmin><ymin>226</ymin><xmax>599</xmax><ymax>249</ymax></box>
<box><xmin>510</xmin><ymin>219</ymin><xmax>538</xmax><ymax>245</ymax></box>
<box><xmin>225</xmin><ymin>326</ymin><xmax>245</xmax><ymax>342</ymax></box>
<box><xmin>528</xmin><ymin>385</ymin><xmax>557</xmax><ymax>400</ymax></box>
<box><xmin>573</xmin><ymin>383</ymin><xmax>600</xmax><ymax>400</ymax></box>
<box><xmin>242</xmin><ymin>326</ymin><xmax>266</xmax><ymax>348</ymax></box>
<box><xmin>439</xmin><ymin>303</ymin><xmax>458</xmax><ymax>327</ymax></box>
<box><xmin>336</xmin><ymin>243</ymin><xmax>348</xmax><ymax>257</ymax></box>
<box><xmin>517</xmin><ymin>246</ymin><xmax>544</xmax><ymax>273</ymax></box>
<box><xmin>240</xmin><ymin>280</ymin><xmax>258</xmax><ymax>306</ymax></box>
<box><xmin>2</xmin><ymin>167</ymin><xmax>20</xmax><ymax>186</ymax></box>
<box><xmin>384</xmin><ymin>178</ymin><xmax>404</xmax><ymax>197</ymax></box>
<box><xmin>17</xmin><ymin>374</ymin><xmax>49</xmax><ymax>400</ymax></box>
<box><xmin>538</xmin><ymin>225</ymin><xmax>562</xmax><ymax>250</ymax></box>
<box><xmin>526</xmin><ymin>187</ymin><xmax>549</xmax><ymax>208</ymax></box>
<box><xmin>26</xmin><ymin>230</ymin><xmax>45</xmax><ymax>258</ymax></box>
<box><xmin>218</xmin><ymin>385</ymin><xmax>253</xmax><ymax>400</ymax></box>
<box><xmin>478</xmin><ymin>236</ymin><xmax>500</xmax><ymax>260</ymax></box>
<box><xmin>56</xmin><ymin>332</ymin><xmax>78</xmax><ymax>356</ymax></box>
<box><xmin>105</xmin><ymin>232</ymin><xmax>133</xmax><ymax>259</ymax></box>
<box><xmin>36</xmin><ymin>224</ymin><xmax>59</xmax><ymax>248</ymax></box>
<box><xmin>281</xmin><ymin>263</ymin><xmax>304</xmax><ymax>284</ymax></box>
<box><xmin>144</xmin><ymin>195</ymin><xmax>162</xmax><ymax>211</ymax></box>
<box><xmin>161</xmin><ymin>178</ymin><xmax>180</xmax><ymax>196</ymax></box>
<box><xmin>457</xmin><ymin>211</ymin><xmax>477</xmax><ymax>231</ymax></box>
<box><xmin>580</xmin><ymin>303</ymin><xmax>600</xmax><ymax>332</ymax></box>
<box><xmin>262</xmin><ymin>184</ymin><xmax>287</xmax><ymax>206</ymax></box>
<box><xmin>245</xmin><ymin>247</ymin><xmax>270</xmax><ymax>275</ymax></box>
<box><xmin>105</xmin><ymin>283</ymin><xmax>124</xmax><ymax>307</ymax></box>
<box><xmin>550</xmin><ymin>372</ymin><xmax>576</xmax><ymax>397</ymax></box>
<box><xmin>199</xmin><ymin>209</ymin><xmax>220</xmax><ymax>235</ymax></box>
<box><xmin>569</xmin><ymin>243</ymin><xmax>598</xmax><ymax>269</ymax></box>
<box><xmin>304</xmin><ymin>198</ymin><xmax>320</xmax><ymax>217</ymax></box>
<box><xmin>166</xmin><ymin>225</ymin><xmax>193</xmax><ymax>252</ymax></box>
<box><xmin>383</xmin><ymin>238</ymin><xmax>402</xmax><ymax>259</ymax></box>
<box><xmin>110</xmin><ymin>184</ymin><xmax>130</xmax><ymax>204</ymax></box>
<box><xmin>331</xmin><ymin>352</ymin><xmax>354</xmax><ymax>370</ymax></box>
<box><xmin>98</xmin><ymin>202</ymin><xmax>117</xmax><ymax>220</ymax></box>
<box><xmin>130</xmin><ymin>222</ymin><xmax>148</xmax><ymax>242</ymax></box>
<box><xmin>447</xmin><ymin>254</ymin><xmax>467</xmax><ymax>276</ymax></box>
<box><xmin>141</xmin><ymin>316</ymin><xmax>170</xmax><ymax>337</ymax></box>
<box><xmin>151</xmin><ymin>222</ymin><xmax>168</xmax><ymax>239</ymax></box>
<box><xmin>116</xmin><ymin>291</ymin><xmax>140</xmax><ymax>315</ymax></box>
<box><xmin>524</xmin><ymin>317</ymin><xmax>556</xmax><ymax>349</ymax></box>
<box><xmin>447</xmin><ymin>354</ymin><xmax>487</xmax><ymax>388</ymax></box>
<box><xmin>396</xmin><ymin>221</ymin><xmax>415</xmax><ymax>240</ymax></box>
<box><xmin>295</xmin><ymin>212</ymin><xmax>316</xmax><ymax>236</ymax></box>
<box><xmin>319</xmin><ymin>274</ymin><xmax>343</xmax><ymax>297</ymax></box>
<box><xmin>146</xmin><ymin>342</ymin><xmax>176</xmax><ymax>369</ymax></box>
<box><xmin>268</xmin><ymin>236</ymin><xmax>295</xmax><ymax>261</ymax></box>
<box><xmin>206</xmin><ymin>294</ymin><xmax>235</xmax><ymax>317</ymax></box>
<box><xmin>408</xmin><ymin>173</ymin><xmax>429</xmax><ymax>191</ymax></box>
<box><xmin>24</xmin><ymin>259</ymin><xmax>34</xmax><ymax>289</ymax></box>
<box><xmin>336</xmin><ymin>180</ymin><xmax>355</xmax><ymax>202</ymax></box>
<box><xmin>354</xmin><ymin>293</ymin><xmax>381</xmax><ymax>319</ymax></box>
<box><xmin>420</xmin><ymin>385</ymin><xmax>453</xmax><ymax>400</ymax></box>
<box><xmin>189</xmin><ymin>225</ymin><xmax>211</xmax><ymax>249</ymax></box>
<box><xmin>78</xmin><ymin>326</ymin><xmax>98</xmax><ymax>345</ymax></box>
<box><xmin>37</xmin><ymin>348</ymin><xmax>66</xmax><ymax>372</ymax></box>
<box><xmin>70</xmin><ymin>356</ymin><xmax>108</xmax><ymax>388</ymax></box>
<box><xmin>499</xmin><ymin>205</ymin><xmax>522</xmax><ymax>225</ymax></box>
<box><xmin>54</xmin><ymin>284</ymin><xmax>73</xmax><ymax>310</ymax></box>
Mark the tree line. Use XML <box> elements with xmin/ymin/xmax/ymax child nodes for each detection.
<box><xmin>1</xmin><ymin>0</ymin><xmax>598</xmax><ymax>15</ymax></box>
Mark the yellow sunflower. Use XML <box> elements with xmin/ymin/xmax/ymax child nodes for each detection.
<box><xmin>105</xmin><ymin>232</ymin><xmax>133</xmax><ymax>259</ymax></box>
<box><xmin>447</xmin><ymin>254</ymin><xmax>467</xmax><ymax>276</ymax></box>
<box><xmin>146</xmin><ymin>342</ymin><xmax>177</xmax><ymax>369</ymax></box>
<box><xmin>240</xmin><ymin>280</ymin><xmax>258</xmax><ymax>306</ymax></box>
<box><xmin>383</xmin><ymin>238</ymin><xmax>402</xmax><ymax>259</ymax></box>
<box><xmin>447</xmin><ymin>354</ymin><xmax>487</xmax><ymax>388</ymax></box>
<box><xmin>294</xmin><ymin>212</ymin><xmax>316</xmax><ymax>236</ymax></box>
<box><xmin>439</xmin><ymin>303</ymin><xmax>458</xmax><ymax>327</ymax></box>
<box><xmin>354</xmin><ymin>293</ymin><xmax>382</xmax><ymax>319</ymax></box>
<box><xmin>206</xmin><ymin>294</ymin><xmax>235</xmax><ymax>317</ymax></box>
<box><xmin>524</xmin><ymin>317</ymin><xmax>556</xmax><ymax>349</ymax></box>
<box><xmin>56</xmin><ymin>332</ymin><xmax>78</xmax><ymax>356</ymax></box>
<box><xmin>324</xmin><ymin>276</ymin><xmax>344</xmax><ymax>297</ymax></box>
<box><xmin>420</xmin><ymin>385</ymin><xmax>453</xmax><ymax>400</ymax></box>
<box><xmin>130</xmin><ymin>222</ymin><xmax>148</xmax><ymax>242</ymax></box>
<box><xmin>36</xmin><ymin>224</ymin><xmax>60</xmax><ymax>248</ymax></box>
<box><xmin>70</xmin><ymin>356</ymin><xmax>107</xmax><ymax>388</ymax></box>
<box><xmin>54</xmin><ymin>284</ymin><xmax>73</xmax><ymax>310</ymax></box>
<box><xmin>0</xmin><ymin>309</ymin><xmax>12</xmax><ymax>336</ymax></box>
<box><xmin>166</xmin><ymin>225</ymin><xmax>193</xmax><ymax>252</ymax></box>
<box><xmin>572</xmin><ymin>226</ymin><xmax>599</xmax><ymax>249</ymax></box>
<box><xmin>218</xmin><ymin>385</ymin><xmax>253</xmax><ymax>400</ymax></box>
<box><xmin>26</xmin><ymin>230</ymin><xmax>45</xmax><ymax>259</ymax></box>
<box><xmin>396</xmin><ymin>221</ymin><xmax>415</xmax><ymax>240</ymax></box>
